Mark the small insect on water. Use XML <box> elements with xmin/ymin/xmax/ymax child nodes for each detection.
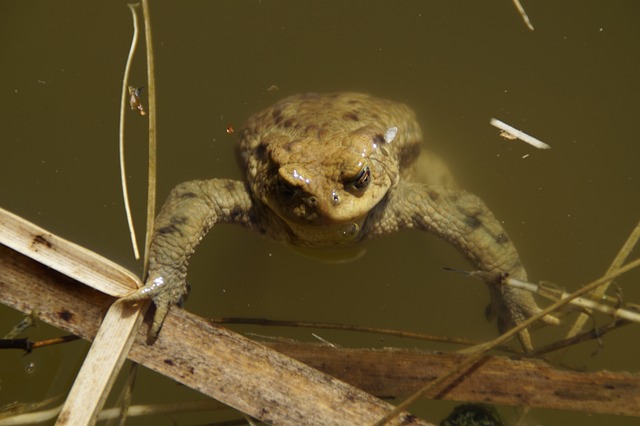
<box><xmin>490</xmin><ymin>118</ymin><xmax>550</xmax><ymax>149</ymax></box>
<box><xmin>128</xmin><ymin>86</ymin><xmax>146</xmax><ymax>116</ymax></box>
<box><xmin>499</xmin><ymin>130</ymin><xmax>517</xmax><ymax>141</ymax></box>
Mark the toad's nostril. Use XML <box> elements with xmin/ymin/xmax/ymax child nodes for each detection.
<box><xmin>332</xmin><ymin>191</ymin><xmax>340</xmax><ymax>204</ymax></box>
<box><xmin>308</xmin><ymin>196</ymin><xmax>317</xmax><ymax>205</ymax></box>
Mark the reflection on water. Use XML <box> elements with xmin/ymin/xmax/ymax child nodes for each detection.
<box><xmin>0</xmin><ymin>2</ymin><xmax>638</xmax><ymax>425</ymax></box>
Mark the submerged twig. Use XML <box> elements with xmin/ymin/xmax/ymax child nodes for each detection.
<box><xmin>211</xmin><ymin>317</ymin><xmax>495</xmax><ymax>349</ymax></box>
<box><xmin>99</xmin><ymin>400</ymin><xmax>227</xmax><ymax>422</ymax></box>
<box><xmin>0</xmin><ymin>400</ymin><xmax>227</xmax><ymax>425</ymax></box>
<box><xmin>119</xmin><ymin>3</ymin><xmax>142</xmax><ymax>260</ymax></box>
<box><xmin>0</xmin><ymin>397</ymin><xmax>63</xmax><ymax>425</ymax></box>
<box><xmin>108</xmin><ymin>362</ymin><xmax>138</xmax><ymax>426</ymax></box>
<box><xmin>528</xmin><ymin>320</ymin><xmax>631</xmax><ymax>358</ymax></box>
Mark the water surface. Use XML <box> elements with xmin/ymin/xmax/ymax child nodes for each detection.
<box><xmin>1</xmin><ymin>2</ymin><xmax>639</xmax><ymax>424</ymax></box>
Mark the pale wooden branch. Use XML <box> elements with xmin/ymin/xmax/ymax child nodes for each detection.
<box><xmin>1</xmin><ymin>228</ymin><xmax>639</xmax><ymax>418</ymax></box>
<box><xmin>0</xmin><ymin>206</ymin><xmax>145</xmax><ymax>425</ymax></box>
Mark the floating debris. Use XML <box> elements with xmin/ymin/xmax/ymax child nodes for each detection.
<box><xmin>128</xmin><ymin>86</ymin><xmax>146</xmax><ymax>116</ymax></box>
<box><xmin>498</xmin><ymin>130</ymin><xmax>517</xmax><ymax>141</ymax></box>
<box><xmin>490</xmin><ymin>118</ymin><xmax>550</xmax><ymax>150</ymax></box>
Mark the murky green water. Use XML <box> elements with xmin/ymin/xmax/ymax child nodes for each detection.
<box><xmin>1</xmin><ymin>1</ymin><xmax>639</xmax><ymax>424</ymax></box>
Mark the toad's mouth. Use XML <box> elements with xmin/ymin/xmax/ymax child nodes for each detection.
<box><xmin>279</xmin><ymin>214</ymin><xmax>366</xmax><ymax>247</ymax></box>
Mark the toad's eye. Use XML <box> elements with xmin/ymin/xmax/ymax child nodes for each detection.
<box><xmin>276</xmin><ymin>176</ymin><xmax>298</xmax><ymax>198</ymax></box>
<box><xmin>350</xmin><ymin>165</ymin><xmax>371</xmax><ymax>192</ymax></box>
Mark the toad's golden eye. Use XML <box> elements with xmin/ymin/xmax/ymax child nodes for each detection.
<box><xmin>351</xmin><ymin>165</ymin><xmax>371</xmax><ymax>191</ymax></box>
<box><xmin>276</xmin><ymin>175</ymin><xmax>298</xmax><ymax>198</ymax></box>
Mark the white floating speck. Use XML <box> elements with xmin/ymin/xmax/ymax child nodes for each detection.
<box><xmin>490</xmin><ymin>118</ymin><xmax>551</xmax><ymax>150</ymax></box>
<box><xmin>384</xmin><ymin>126</ymin><xmax>398</xmax><ymax>143</ymax></box>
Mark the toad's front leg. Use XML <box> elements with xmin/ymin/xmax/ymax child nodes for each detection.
<box><xmin>363</xmin><ymin>182</ymin><xmax>558</xmax><ymax>351</ymax></box>
<box><xmin>123</xmin><ymin>179</ymin><xmax>257</xmax><ymax>339</ymax></box>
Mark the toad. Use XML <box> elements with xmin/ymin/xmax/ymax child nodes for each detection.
<box><xmin>124</xmin><ymin>92</ymin><xmax>556</xmax><ymax>350</ymax></box>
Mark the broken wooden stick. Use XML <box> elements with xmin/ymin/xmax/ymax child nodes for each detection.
<box><xmin>0</xmin><ymin>206</ymin><xmax>429</xmax><ymax>425</ymax></box>
<box><xmin>1</xmin><ymin>213</ymin><xmax>638</xmax><ymax>418</ymax></box>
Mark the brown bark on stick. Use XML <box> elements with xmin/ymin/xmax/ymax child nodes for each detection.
<box><xmin>1</xmin><ymin>241</ymin><xmax>639</xmax><ymax>419</ymax></box>
<box><xmin>0</xmin><ymin>243</ymin><xmax>428</xmax><ymax>425</ymax></box>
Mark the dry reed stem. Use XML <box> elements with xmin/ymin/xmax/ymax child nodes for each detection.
<box><xmin>118</xmin><ymin>3</ymin><xmax>142</xmax><ymax>260</ymax></box>
<box><xmin>141</xmin><ymin>0</ymin><xmax>157</xmax><ymax>278</ymax></box>
<box><xmin>377</xmin><ymin>254</ymin><xmax>640</xmax><ymax>425</ymax></box>
<box><xmin>0</xmin><ymin>206</ymin><xmax>139</xmax><ymax>297</ymax></box>
<box><xmin>512</xmin><ymin>0</ymin><xmax>534</xmax><ymax>31</ymax></box>
<box><xmin>54</xmin><ymin>3</ymin><xmax>159</xmax><ymax>424</ymax></box>
<box><xmin>503</xmin><ymin>276</ymin><xmax>640</xmax><ymax>323</ymax></box>
<box><xmin>565</xmin><ymin>219</ymin><xmax>640</xmax><ymax>339</ymax></box>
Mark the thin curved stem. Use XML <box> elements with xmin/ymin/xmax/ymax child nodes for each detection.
<box><xmin>118</xmin><ymin>3</ymin><xmax>142</xmax><ymax>260</ymax></box>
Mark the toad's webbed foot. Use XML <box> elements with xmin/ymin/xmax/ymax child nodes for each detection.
<box><xmin>364</xmin><ymin>183</ymin><xmax>559</xmax><ymax>351</ymax></box>
<box><xmin>488</xmin><ymin>281</ymin><xmax>560</xmax><ymax>349</ymax></box>
<box><xmin>121</xmin><ymin>179</ymin><xmax>256</xmax><ymax>341</ymax></box>
<box><xmin>123</xmin><ymin>267</ymin><xmax>189</xmax><ymax>341</ymax></box>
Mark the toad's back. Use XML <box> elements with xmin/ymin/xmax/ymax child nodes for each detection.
<box><xmin>237</xmin><ymin>92</ymin><xmax>422</xmax><ymax>186</ymax></box>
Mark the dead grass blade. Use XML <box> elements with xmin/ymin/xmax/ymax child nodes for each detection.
<box><xmin>118</xmin><ymin>3</ymin><xmax>142</xmax><ymax>260</ymax></box>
